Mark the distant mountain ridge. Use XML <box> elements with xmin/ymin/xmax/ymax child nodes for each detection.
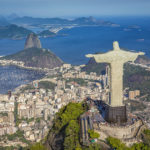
<box><xmin>0</xmin><ymin>16</ymin><xmax>119</xmax><ymax>39</ymax></box>
<box><xmin>9</xmin><ymin>16</ymin><xmax>115</xmax><ymax>26</ymax></box>
<box><xmin>135</xmin><ymin>55</ymin><xmax>150</xmax><ymax>66</ymax></box>
<box><xmin>0</xmin><ymin>24</ymin><xmax>57</xmax><ymax>39</ymax></box>
<box><xmin>0</xmin><ymin>24</ymin><xmax>32</xmax><ymax>39</ymax></box>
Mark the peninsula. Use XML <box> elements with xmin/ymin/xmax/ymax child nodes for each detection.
<box><xmin>0</xmin><ymin>33</ymin><xmax>63</xmax><ymax>70</ymax></box>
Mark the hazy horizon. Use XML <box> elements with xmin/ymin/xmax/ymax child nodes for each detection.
<box><xmin>0</xmin><ymin>0</ymin><xmax>150</xmax><ymax>18</ymax></box>
<box><xmin>2</xmin><ymin>14</ymin><xmax>150</xmax><ymax>19</ymax></box>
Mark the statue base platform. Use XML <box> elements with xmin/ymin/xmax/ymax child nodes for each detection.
<box><xmin>105</xmin><ymin>105</ymin><xmax>127</xmax><ymax>124</ymax></box>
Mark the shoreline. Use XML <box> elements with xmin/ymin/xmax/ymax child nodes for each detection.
<box><xmin>0</xmin><ymin>24</ymin><xmax>120</xmax><ymax>40</ymax></box>
<box><xmin>0</xmin><ymin>63</ymin><xmax>48</xmax><ymax>95</ymax></box>
<box><xmin>0</xmin><ymin>59</ymin><xmax>54</xmax><ymax>72</ymax></box>
<box><xmin>0</xmin><ymin>58</ymin><xmax>149</xmax><ymax>95</ymax></box>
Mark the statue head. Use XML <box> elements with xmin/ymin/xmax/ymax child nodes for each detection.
<box><xmin>113</xmin><ymin>41</ymin><xmax>120</xmax><ymax>51</ymax></box>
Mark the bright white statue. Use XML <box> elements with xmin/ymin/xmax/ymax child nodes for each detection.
<box><xmin>86</xmin><ymin>41</ymin><xmax>144</xmax><ymax>107</ymax></box>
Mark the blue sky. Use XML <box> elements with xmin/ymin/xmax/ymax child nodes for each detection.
<box><xmin>0</xmin><ymin>0</ymin><xmax>150</xmax><ymax>18</ymax></box>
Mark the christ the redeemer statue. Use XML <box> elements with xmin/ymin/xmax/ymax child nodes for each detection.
<box><xmin>86</xmin><ymin>41</ymin><xmax>144</xmax><ymax>123</ymax></box>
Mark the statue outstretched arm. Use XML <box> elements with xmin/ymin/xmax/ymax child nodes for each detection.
<box><xmin>127</xmin><ymin>51</ymin><xmax>145</xmax><ymax>62</ymax></box>
<box><xmin>86</xmin><ymin>53</ymin><xmax>112</xmax><ymax>63</ymax></box>
<box><xmin>86</xmin><ymin>54</ymin><xmax>95</xmax><ymax>58</ymax></box>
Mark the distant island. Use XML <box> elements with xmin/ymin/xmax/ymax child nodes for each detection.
<box><xmin>0</xmin><ymin>24</ymin><xmax>58</xmax><ymax>40</ymax></box>
<box><xmin>0</xmin><ymin>24</ymin><xmax>32</xmax><ymax>40</ymax></box>
<box><xmin>9</xmin><ymin>16</ymin><xmax>116</xmax><ymax>26</ymax></box>
<box><xmin>0</xmin><ymin>16</ymin><xmax>120</xmax><ymax>39</ymax></box>
<box><xmin>38</xmin><ymin>30</ymin><xmax>56</xmax><ymax>38</ymax></box>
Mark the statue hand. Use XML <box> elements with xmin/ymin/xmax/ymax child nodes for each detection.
<box><xmin>139</xmin><ymin>52</ymin><xmax>145</xmax><ymax>55</ymax></box>
<box><xmin>86</xmin><ymin>54</ymin><xmax>94</xmax><ymax>58</ymax></box>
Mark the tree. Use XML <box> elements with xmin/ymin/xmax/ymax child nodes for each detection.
<box><xmin>107</xmin><ymin>136</ymin><xmax>150</xmax><ymax>150</ymax></box>
<box><xmin>53</xmin><ymin>102</ymin><xmax>85</xmax><ymax>131</ymax></box>
<box><xmin>75</xmin><ymin>148</ymin><xmax>82</xmax><ymax>150</ymax></box>
<box><xmin>106</xmin><ymin>137</ymin><xmax>127</xmax><ymax>150</ymax></box>
<box><xmin>64</xmin><ymin>120</ymin><xmax>81</xmax><ymax>150</ymax></box>
<box><xmin>83</xmin><ymin>143</ymin><xmax>101</xmax><ymax>150</ymax></box>
<box><xmin>47</xmin><ymin>102</ymin><xmax>88</xmax><ymax>150</ymax></box>
<box><xmin>130</xmin><ymin>143</ymin><xmax>150</xmax><ymax>150</ymax></box>
<box><xmin>88</xmin><ymin>129</ymin><xmax>100</xmax><ymax>139</ymax></box>
<box><xmin>142</xmin><ymin>129</ymin><xmax>150</xmax><ymax>147</ymax></box>
<box><xmin>89</xmin><ymin>143</ymin><xmax>101</xmax><ymax>150</ymax></box>
<box><xmin>30</xmin><ymin>142</ymin><xmax>47</xmax><ymax>150</ymax></box>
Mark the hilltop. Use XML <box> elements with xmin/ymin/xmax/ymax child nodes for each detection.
<box><xmin>38</xmin><ymin>30</ymin><xmax>56</xmax><ymax>37</ymax></box>
<box><xmin>9</xmin><ymin>16</ymin><xmax>114</xmax><ymax>27</ymax></box>
<box><xmin>135</xmin><ymin>55</ymin><xmax>150</xmax><ymax>66</ymax></box>
<box><xmin>0</xmin><ymin>24</ymin><xmax>32</xmax><ymax>39</ymax></box>
<box><xmin>2</xmin><ymin>47</ymin><xmax>63</xmax><ymax>69</ymax></box>
<box><xmin>24</xmin><ymin>33</ymin><xmax>42</xmax><ymax>49</ymax></box>
<box><xmin>1</xmin><ymin>33</ymin><xmax>63</xmax><ymax>69</ymax></box>
<box><xmin>0</xmin><ymin>16</ymin><xmax>120</xmax><ymax>40</ymax></box>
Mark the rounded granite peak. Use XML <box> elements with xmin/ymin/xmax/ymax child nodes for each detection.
<box><xmin>24</xmin><ymin>33</ymin><xmax>42</xmax><ymax>49</ymax></box>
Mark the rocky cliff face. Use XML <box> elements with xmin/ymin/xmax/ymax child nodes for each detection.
<box><xmin>2</xmin><ymin>33</ymin><xmax>63</xmax><ymax>69</ymax></box>
<box><xmin>45</xmin><ymin>132</ymin><xmax>63</xmax><ymax>150</ymax></box>
<box><xmin>24</xmin><ymin>33</ymin><xmax>42</xmax><ymax>49</ymax></box>
<box><xmin>3</xmin><ymin>48</ymin><xmax>63</xmax><ymax>69</ymax></box>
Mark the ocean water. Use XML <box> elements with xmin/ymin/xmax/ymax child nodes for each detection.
<box><xmin>0</xmin><ymin>17</ymin><xmax>150</xmax><ymax>65</ymax></box>
<box><xmin>0</xmin><ymin>16</ymin><xmax>150</xmax><ymax>93</ymax></box>
<box><xmin>0</xmin><ymin>65</ymin><xmax>45</xmax><ymax>94</ymax></box>
<box><xmin>42</xmin><ymin>25</ymin><xmax>150</xmax><ymax>64</ymax></box>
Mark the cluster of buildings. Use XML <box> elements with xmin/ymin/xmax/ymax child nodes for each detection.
<box><xmin>0</xmin><ymin>59</ymin><xmax>145</xmax><ymax>147</ymax></box>
<box><xmin>0</xmin><ymin>59</ymin><xmax>52</xmax><ymax>71</ymax></box>
<box><xmin>0</xmin><ymin>59</ymin><xmax>24</xmax><ymax>67</ymax></box>
<box><xmin>129</xmin><ymin>90</ymin><xmax>140</xmax><ymax>100</ymax></box>
<box><xmin>0</xmin><ymin>64</ymin><xmax>110</xmax><ymax>147</ymax></box>
<box><xmin>0</xmin><ymin>95</ymin><xmax>17</xmax><ymax>136</ymax></box>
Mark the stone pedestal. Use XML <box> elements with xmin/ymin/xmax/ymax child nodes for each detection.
<box><xmin>105</xmin><ymin>105</ymin><xmax>127</xmax><ymax>124</ymax></box>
